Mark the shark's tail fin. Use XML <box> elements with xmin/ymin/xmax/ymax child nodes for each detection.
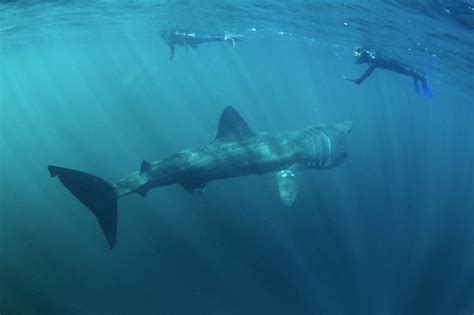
<box><xmin>48</xmin><ymin>165</ymin><xmax>118</xmax><ymax>249</ymax></box>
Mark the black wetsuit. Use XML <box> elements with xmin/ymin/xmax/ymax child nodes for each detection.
<box><xmin>352</xmin><ymin>49</ymin><xmax>431</xmax><ymax>96</ymax></box>
<box><xmin>160</xmin><ymin>29</ymin><xmax>238</xmax><ymax>61</ymax></box>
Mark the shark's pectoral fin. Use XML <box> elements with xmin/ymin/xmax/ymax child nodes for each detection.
<box><xmin>215</xmin><ymin>106</ymin><xmax>255</xmax><ymax>141</ymax></box>
<box><xmin>140</xmin><ymin>160</ymin><xmax>152</xmax><ymax>175</ymax></box>
<box><xmin>276</xmin><ymin>164</ymin><xmax>302</xmax><ymax>206</ymax></box>
<box><xmin>180</xmin><ymin>181</ymin><xmax>207</xmax><ymax>196</ymax></box>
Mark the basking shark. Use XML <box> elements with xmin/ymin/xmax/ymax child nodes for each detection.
<box><xmin>48</xmin><ymin>106</ymin><xmax>352</xmax><ymax>248</ymax></box>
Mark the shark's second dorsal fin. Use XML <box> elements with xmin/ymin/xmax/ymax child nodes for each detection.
<box><xmin>140</xmin><ymin>160</ymin><xmax>152</xmax><ymax>175</ymax></box>
<box><xmin>215</xmin><ymin>106</ymin><xmax>255</xmax><ymax>141</ymax></box>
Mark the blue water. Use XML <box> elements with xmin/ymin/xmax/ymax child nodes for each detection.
<box><xmin>1</xmin><ymin>1</ymin><xmax>474</xmax><ymax>314</ymax></box>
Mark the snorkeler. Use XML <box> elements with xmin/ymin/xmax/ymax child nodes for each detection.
<box><xmin>160</xmin><ymin>29</ymin><xmax>241</xmax><ymax>61</ymax></box>
<box><xmin>345</xmin><ymin>47</ymin><xmax>432</xmax><ymax>97</ymax></box>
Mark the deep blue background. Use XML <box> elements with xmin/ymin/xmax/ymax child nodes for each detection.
<box><xmin>1</xmin><ymin>1</ymin><xmax>473</xmax><ymax>314</ymax></box>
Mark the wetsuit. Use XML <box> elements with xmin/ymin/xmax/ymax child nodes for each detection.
<box><xmin>160</xmin><ymin>29</ymin><xmax>239</xmax><ymax>61</ymax></box>
<box><xmin>351</xmin><ymin>48</ymin><xmax>432</xmax><ymax>96</ymax></box>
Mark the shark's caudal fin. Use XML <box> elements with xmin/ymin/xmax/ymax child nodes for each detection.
<box><xmin>48</xmin><ymin>165</ymin><xmax>118</xmax><ymax>249</ymax></box>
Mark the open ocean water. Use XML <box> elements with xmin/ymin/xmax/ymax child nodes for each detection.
<box><xmin>0</xmin><ymin>1</ymin><xmax>473</xmax><ymax>314</ymax></box>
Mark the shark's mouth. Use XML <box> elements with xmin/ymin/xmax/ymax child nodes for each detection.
<box><xmin>301</xmin><ymin>127</ymin><xmax>333</xmax><ymax>168</ymax></box>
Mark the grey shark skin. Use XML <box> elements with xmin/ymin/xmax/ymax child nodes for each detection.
<box><xmin>48</xmin><ymin>106</ymin><xmax>352</xmax><ymax>249</ymax></box>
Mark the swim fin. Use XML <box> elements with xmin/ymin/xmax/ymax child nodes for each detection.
<box><xmin>413</xmin><ymin>79</ymin><xmax>420</xmax><ymax>95</ymax></box>
<box><xmin>422</xmin><ymin>83</ymin><xmax>432</xmax><ymax>97</ymax></box>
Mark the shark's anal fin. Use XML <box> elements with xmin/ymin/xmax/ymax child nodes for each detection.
<box><xmin>140</xmin><ymin>160</ymin><xmax>152</xmax><ymax>175</ymax></box>
<box><xmin>180</xmin><ymin>181</ymin><xmax>207</xmax><ymax>196</ymax></box>
<box><xmin>215</xmin><ymin>106</ymin><xmax>255</xmax><ymax>141</ymax></box>
<box><xmin>276</xmin><ymin>164</ymin><xmax>302</xmax><ymax>206</ymax></box>
<box><xmin>136</xmin><ymin>186</ymin><xmax>149</xmax><ymax>198</ymax></box>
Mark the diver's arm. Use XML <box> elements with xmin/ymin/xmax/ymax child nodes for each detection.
<box><xmin>354</xmin><ymin>64</ymin><xmax>376</xmax><ymax>84</ymax></box>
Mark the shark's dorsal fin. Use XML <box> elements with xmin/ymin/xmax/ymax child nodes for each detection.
<box><xmin>215</xmin><ymin>106</ymin><xmax>255</xmax><ymax>141</ymax></box>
